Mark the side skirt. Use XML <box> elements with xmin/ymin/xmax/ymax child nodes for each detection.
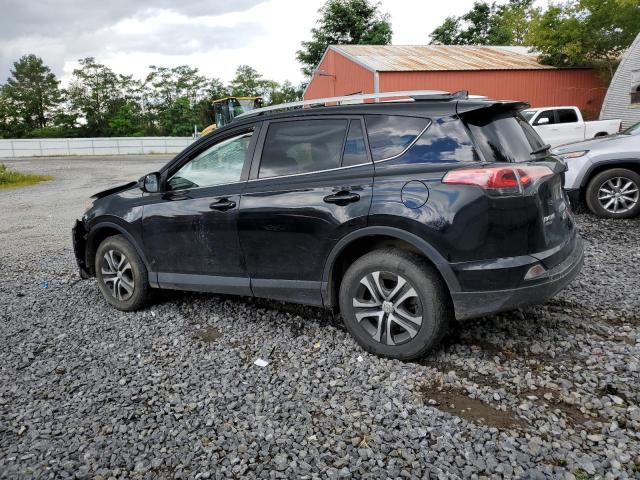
<box><xmin>156</xmin><ymin>273</ymin><xmax>252</xmax><ymax>296</ymax></box>
<box><xmin>154</xmin><ymin>272</ymin><xmax>324</xmax><ymax>307</ymax></box>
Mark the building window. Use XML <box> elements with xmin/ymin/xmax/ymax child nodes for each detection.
<box><xmin>631</xmin><ymin>85</ymin><xmax>640</xmax><ymax>105</ymax></box>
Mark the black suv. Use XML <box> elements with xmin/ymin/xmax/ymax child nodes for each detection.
<box><xmin>73</xmin><ymin>92</ymin><xmax>583</xmax><ymax>360</ymax></box>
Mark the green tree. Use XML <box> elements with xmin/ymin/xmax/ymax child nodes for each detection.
<box><xmin>430</xmin><ymin>0</ymin><xmax>533</xmax><ymax>46</ymax></box>
<box><xmin>160</xmin><ymin>97</ymin><xmax>199</xmax><ymax>136</ymax></box>
<box><xmin>1</xmin><ymin>54</ymin><xmax>62</xmax><ymax>137</ymax></box>
<box><xmin>296</xmin><ymin>0</ymin><xmax>392</xmax><ymax>77</ymax></box>
<box><xmin>229</xmin><ymin>65</ymin><xmax>265</xmax><ymax>97</ymax></box>
<box><xmin>66</xmin><ymin>57</ymin><xmax>127</xmax><ymax>136</ymax></box>
<box><xmin>526</xmin><ymin>0</ymin><xmax>640</xmax><ymax>76</ymax></box>
<box><xmin>267</xmin><ymin>81</ymin><xmax>304</xmax><ymax>106</ymax></box>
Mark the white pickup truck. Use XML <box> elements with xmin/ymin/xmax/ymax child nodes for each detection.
<box><xmin>521</xmin><ymin>106</ymin><xmax>621</xmax><ymax>148</ymax></box>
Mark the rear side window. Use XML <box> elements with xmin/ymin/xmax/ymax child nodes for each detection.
<box><xmin>401</xmin><ymin>118</ymin><xmax>479</xmax><ymax>164</ymax></box>
<box><xmin>464</xmin><ymin>111</ymin><xmax>547</xmax><ymax>163</ymax></box>
<box><xmin>557</xmin><ymin>109</ymin><xmax>578</xmax><ymax>123</ymax></box>
<box><xmin>365</xmin><ymin>115</ymin><xmax>429</xmax><ymax>161</ymax></box>
<box><xmin>259</xmin><ymin>119</ymin><xmax>348</xmax><ymax>178</ymax></box>
<box><xmin>342</xmin><ymin>120</ymin><xmax>368</xmax><ymax>167</ymax></box>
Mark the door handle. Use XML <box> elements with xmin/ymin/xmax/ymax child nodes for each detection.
<box><xmin>323</xmin><ymin>191</ymin><xmax>360</xmax><ymax>205</ymax></box>
<box><xmin>209</xmin><ymin>198</ymin><xmax>236</xmax><ymax>211</ymax></box>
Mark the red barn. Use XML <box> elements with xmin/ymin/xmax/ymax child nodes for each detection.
<box><xmin>304</xmin><ymin>45</ymin><xmax>607</xmax><ymax>118</ymax></box>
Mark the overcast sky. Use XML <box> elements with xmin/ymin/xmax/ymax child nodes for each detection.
<box><xmin>0</xmin><ymin>0</ymin><xmax>534</xmax><ymax>86</ymax></box>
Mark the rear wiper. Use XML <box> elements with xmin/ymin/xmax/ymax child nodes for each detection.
<box><xmin>530</xmin><ymin>144</ymin><xmax>551</xmax><ymax>156</ymax></box>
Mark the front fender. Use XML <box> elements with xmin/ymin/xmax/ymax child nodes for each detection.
<box><xmin>85</xmin><ymin>217</ymin><xmax>156</xmax><ymax>285</ymax></box>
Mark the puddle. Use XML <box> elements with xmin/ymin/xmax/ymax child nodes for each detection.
<box><xmin>419</xmin><ymin>384</ymin><xmax>525</xmax><ymax>430</ymax></box>
<box><xmin>193</xmin><ymin>327</ymin><xmax>223</xmax><ymax>343</ymax></box>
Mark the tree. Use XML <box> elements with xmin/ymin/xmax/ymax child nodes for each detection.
<box><xmin>1</xmin><ymin>54</ymin><xmax>62</xmax><ymax>137</ymax></box>
<box><xmin>430</xmin><ymin>0</ymin><xmax>533</xmax><ymax>46</ymax></box>
<box><xmin>296</xmin><ymin>0</ymin><xmax>392</xmax><ymax>77</ymax></box>
<box><xmin>229</xmin><ymin>65</ymin><xmax>265</xmax><ymax>97</ymax></box>
<box><xmin>267</xmin><ymin>81</ymin><xmax>304</xmax><ymax>106</ymax></box>
<box><xmin>66</xmin><ymin>58</ymin><xmax>127</xmax><ymax>136</ymax></box>
<box><xmin>526</xmin><ymin>0</ymin><xmax>640</xmax><ymax>76</ymax></box>
<box><xmin>160</xmin><ymin>97</ymin><xmax>199</xmax><ymax>136</ymax></box>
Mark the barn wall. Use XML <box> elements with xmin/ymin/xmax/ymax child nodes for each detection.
<box><xmin>379</xmin><ymin>70</ymin><xmax>607</xmax><ymax>118</ymax></box>
<box><xmin>303</xmin><ymin>49</ymin><xmax>374</xmax><ymax>100</ymax></box>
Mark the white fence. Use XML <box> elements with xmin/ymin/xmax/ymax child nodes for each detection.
<box><xmin>0</xmin><ymin>137</ymin><xmax>195</xmax><ymax>158</ymax></box>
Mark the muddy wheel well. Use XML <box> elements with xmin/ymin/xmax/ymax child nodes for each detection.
<box><xmin>85</xmin><ymin>227</ymin><xmax>121</xmax><ymax>275</ymax></box>
<box><xmin>326</xmin><ymin>235</ymin><xmax>446</xmax><ymax>309</ymax></box>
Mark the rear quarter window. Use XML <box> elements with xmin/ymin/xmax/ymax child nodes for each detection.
<box><xmin>365</xmin><ymin>115</ymin><xmax>429</xmax><ymax>161</ymax></box>
<box><xmin>401</xmin><ymin>117</ymin><xmax>479</xmax><ymax>164</ymax></box>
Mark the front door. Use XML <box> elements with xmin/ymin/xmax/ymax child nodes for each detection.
<box><xmin>142</xmin><ymin>126</ymin><xmax>259</xmax><ymax>294</ymax></box>
<box><xmin>238</xmin><ymin>117</ymin><xmax>374</xmax><ymax>305</ymax></box>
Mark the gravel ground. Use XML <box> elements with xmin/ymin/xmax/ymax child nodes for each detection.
<box><xmin>1</xmin><ymin>157</ymin><xmax>639</xmax><ymax>479</ymax></box>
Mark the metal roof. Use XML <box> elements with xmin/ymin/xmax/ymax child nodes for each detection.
<box><xmin>331</xmin><ymin>45</ymin><xmax>554</xmax><ymax>72</ymax></box>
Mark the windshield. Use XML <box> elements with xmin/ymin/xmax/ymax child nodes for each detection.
<box><xmin>623</xmin><ymin>122</ymin><xmax>640</xmax><ymax>135</ymax></box>
<box><xmin>464</xmin><ymin>110</ymin><xmax>548</xmax><ymax>163</ymax></box>
<box><xmin>521</xmin><ymin>110</ymin><xmax>536</xmax><ymax>123</ymax></box>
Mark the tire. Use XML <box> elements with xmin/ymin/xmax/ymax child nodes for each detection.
<box><xmin>585</xmin><ymin>168</ymin><xmax>640</xmax><ymax>219</ymax></box>
<box><xmin>95</xmin><ymin>234</ymin><xmax>151</xmax><ymax>311</ymax></box>
<box><xmin>339</xmin><ymin>248</ymin><xmax>452</xmax><ymax>360</ymax></box>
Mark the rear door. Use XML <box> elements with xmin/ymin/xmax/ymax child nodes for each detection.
<box><xmin>238</xmin><ymin>116</ymin><xmax>373</xmax><ymax>305</ymax></box>
<box><xmin>555</xmin><ymin>108</ymin><xmax>584</xmax><ymax>144</ymax></box>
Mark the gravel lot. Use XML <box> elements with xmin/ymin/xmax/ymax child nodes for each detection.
<box><xmin>1</xmin><ymin>157</ymin><xmax>639</xmax><ymax>479</ymax></box>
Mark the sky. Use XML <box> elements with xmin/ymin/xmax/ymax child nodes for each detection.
<box><xmin>0</xmin><ymin>0</ymin><xmax>536</xmax><ymax>86</ymax></box>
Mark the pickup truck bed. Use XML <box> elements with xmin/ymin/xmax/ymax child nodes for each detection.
<box><xmin>522</xmin><ymin>106</ymin><xmax>621</xmax><ymax>148</ymax></box>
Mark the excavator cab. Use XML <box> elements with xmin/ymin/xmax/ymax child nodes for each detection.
<box><xmin>201</xmin><ymin>97</ymin><xmax>263</xmax><ymax>136</ymax></box>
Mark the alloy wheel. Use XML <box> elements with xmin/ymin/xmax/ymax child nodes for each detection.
<box><xmin>101</xmin><ymin>249</ymin><xmax>135</xmax><ymax>301</ymax></box>
<box><xmin>352</xmin><ymin>271</ymin><xmax>423</xmax><ymax>346</ymax></box>
<box><xmin>598</xmin><ymin>177</ymin><xmax>639</xmax><ymax>214</ymax></box>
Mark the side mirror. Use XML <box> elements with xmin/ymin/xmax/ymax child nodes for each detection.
<box><xmin>140</xmin><ymin>172</ymin><xmax>160</xmax><ymax>193</ymax></box>
<box><xmin>536</xmin><ymin>117</ymin><xmax>550</xmax><ymax>126</ymax></box>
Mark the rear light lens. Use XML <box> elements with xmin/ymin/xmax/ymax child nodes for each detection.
<box><xmin>442</xmin><ymin>165</ymin><xmax>554</xmax><ymax>196</ymax></box>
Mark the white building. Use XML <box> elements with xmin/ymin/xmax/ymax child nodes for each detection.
<box><xmin>600</xmin><ymin>33</ymin><xmax>640</xmax><ymax>129</ymax></box>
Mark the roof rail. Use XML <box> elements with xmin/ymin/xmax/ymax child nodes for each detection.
<box><xmin>234</xmin><ymin>90</ymin><xmax>460</xmax><ymax>119</ymax></box>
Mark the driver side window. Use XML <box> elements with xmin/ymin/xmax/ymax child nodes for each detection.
<box><xmin>168</xmin><ymin>130</ymin><xmax>253</xmax><ymax>191</ymax></box>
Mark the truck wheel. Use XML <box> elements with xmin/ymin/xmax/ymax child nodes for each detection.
<box><xmin>95</xmin><ymin>235</ymin><xmax>151</xmax><ymax>311</ymax></box>
<box><xmin>585</xmin><ymin>168</ymin><xmax>640</xmax><ymax>218</ymax></box>
<box><xmin>339</xmin><ymin>249</ymin><xmax>452</xmax><ymax>361</ymax></box>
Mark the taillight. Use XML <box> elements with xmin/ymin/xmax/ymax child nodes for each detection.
<box><xmin>442</xmin><ymin>165</ymin><xmax>553</xmax><ymax>196</ymax></box>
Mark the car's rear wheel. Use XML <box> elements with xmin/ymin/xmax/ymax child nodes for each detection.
<box><xmin>585</xmin><ymin>168</ymin><xmax>640</xmax><ymax>219</ymax></box>
<box><xmin>339</xmin><ymin>249</ymin><xmax>452</xmax><ymax>360</ymax></box>
<box><xmin>95</xmin><ymin>235</ymin><xmax>150</xmax><ymax>311</ymax></box>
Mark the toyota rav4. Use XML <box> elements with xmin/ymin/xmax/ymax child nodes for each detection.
<box><xmin>73</xmin><ymin>91</ymin><xmax>584</xmax><ymax>360</ymax></box>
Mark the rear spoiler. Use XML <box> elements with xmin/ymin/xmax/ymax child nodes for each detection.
<box><xmin>456</xmin><ymin>100</ymin><xmax>530</xmax><ymax>116</ymax></box>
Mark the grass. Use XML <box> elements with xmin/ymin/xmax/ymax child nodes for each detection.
<box><xmin>0</xmin><ymin>163</ymin><xmax>53</xmax><ymax>189</ymax></box>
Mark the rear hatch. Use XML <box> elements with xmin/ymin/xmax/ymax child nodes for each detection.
<box><xmin>458</xmin><ymin>103</ymin><xmax>576</xmax><ymax>269</ymax></box>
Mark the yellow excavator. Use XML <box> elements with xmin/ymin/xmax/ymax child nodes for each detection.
<box><xmin>201</xmin><ymin>96</ymin><xmax>263</xmax><ymax>136</ymax></box>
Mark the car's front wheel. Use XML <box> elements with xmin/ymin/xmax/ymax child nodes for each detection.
<box><xmin>339</xmin><ymin>249</ymin><xmax>452</xmax><ymax>360</ymax></box>
<box><xmin>95</xmin><ymin>234</ymin><xmax>150</xmax><ymax>311</ymax></box>
<box><xmin>585</xmin><ymin>168</ymin><xmax>640</xmax><ymax>218</ymax></box>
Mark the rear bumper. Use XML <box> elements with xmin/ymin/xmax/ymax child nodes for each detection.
<box><xmin>72</xmin><ymin>219</ymin><xmax>91</xmax><ymax>279</ymax></box>
<box><xmin>451</xmin><ymin>235</ymin><xmax>584</xmax><ymax>320</ymax></box>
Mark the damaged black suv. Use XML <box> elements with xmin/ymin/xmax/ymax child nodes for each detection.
<box><xmin>73</xmin><ymin>91</ymin><xmax>583</xmax><ymax>360</ymax></box>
